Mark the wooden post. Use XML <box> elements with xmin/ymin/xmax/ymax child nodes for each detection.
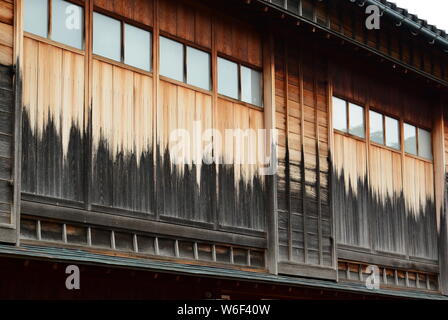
<box><xmin>84</xmin><ymin>0</ymin><xmax>93</xmax><ymax>211</ymax></box>
<box><xmin>433</xmin><ymin>101</ymin><xmax>447</xmax><ymax>295</ymax></box>
<box><xmin>263</xmin><ymin>28</ymin><xmax>278</xmax><ymax>275</ymax></box>
<box><xmin>13</xmin><ymin>0</ymin><xmax>24</xmax><ymax>245</ymax></box>
<box><xmin>153</xmin><ymin>0</ymin><xmax>160</xmax><ymax>220</ymax></box>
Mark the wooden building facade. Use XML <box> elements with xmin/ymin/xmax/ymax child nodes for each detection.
<box><xmin>0</xmin><ymin>0</ymin><xmax>447</xmax><ymax>299</ymax></box>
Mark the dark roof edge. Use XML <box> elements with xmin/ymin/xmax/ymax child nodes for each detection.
<box><xmin>0</xmin><ymin>244</ymin><xmax>446</xmax><ymax>300</ymax></box>
<box><xmin>365</xmin><ymin>0</ymin><xmax>448</xmax><ymax>50</ymax></box>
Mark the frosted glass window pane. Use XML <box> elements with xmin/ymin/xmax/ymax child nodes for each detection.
<box><xmin>160</xmin><ymin>36</ymin><xmax>184</xmax><ymax>82</ymax></box>
<box><xmin>349</xmin><ymin>103</ymin><xmax>364</xmax><ymax>138</ymax></box>
<box><xmin>186</xmin><ymin>46</ymin><xmax>210</xmax><ymax>90</ymax></box>
<box><xmin>385</xmin><ymin>117</ymin><xmax>400</xmax><ymax>149</ymax></box>
<box><xmin>418</xmin><ymin>128</ymin><xmax>432</xmax><ymax>160</ymax></box>
<box><xmin>332</xmin><ymin>97</ymin><xmax>347</xmax><ymax>132</ymax></box>
<box><xmin>218</xmin><ymin>58</ymin><xmax>238</xmax><ymax>99</ymax></box>
<box><xmin>287</xmin><ymin>0</ymin><xmax>300</xmax><ymax>14</ymax></box>
<box><xmin>93</xmin><ymin>12</ymin><xmax>121</xmax><ymax>61</ymax></box>
<box><xmin>404</xmin><ymin>123</ymin><xmax>417</xmax><ymax>155</ymax></box>
<box><xmin>125</xmin><ymin>24</ymin><xmax>151</xmax><ymax>71</ymax></box>
<box><xmin>24</xmin><ymin>0</ymin><xmax>48</xmax><ymax>38</ymax></box>
<box><xmin>241</xmin><ymin>66</ymin><xmax>262</xmax><ymax>106</ymax></box>
<box><xmin>52</xmin><ymin>0</ymin><xmax>84</xmax><ymax>49</ymax></box>
<box><xmin>369</xmin><ymin>110</ymin><xmax>383</xmax><ymax>144</ymax></box>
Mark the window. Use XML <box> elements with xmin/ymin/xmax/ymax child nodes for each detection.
<box><xmin>368</xmin><ymin>111</ymin><xmax>400</xmax><ymax>150</ymax></box>
<box><xmin>349</xmin><ymin>103</ymin><xmax>365</xmax><ymax>138</ymax></box>
<box><xmin>186</xmin><ymin>47</ymin><xmax>211</xmax><ymax>90</ymax></box>
<box><xmin>287</xmin><ymin>0</ymin><xmax>300</xmax><ymax>14</ymax></box>
<box><xmin>93</xmin><ymin>13</ymin><xmax>152</xmax><ymax>71</ymax></box>
<box><xmin>418</xmin><ymin>128</ymin><xmax>432</xmax><ymax>160</ymax></box>
<box><xmin>93</xmin><ymin>13</ymin><xmax>121</xmax><ymax>61</ymax></box>
<box><xmin>385</xmin><ymin>116</ymin><xmax>400</xmax><ymax>149</ymax></box>
<box><xmin>404</xmin><ymin>123</ymin><xmax>432</xmax><ymax>160</ymax></box>
<box><xmin>24</xmin><ymin>0</ymin><xmax>48</xmax><ymax>38</ymax></box>
<box><xmin>332</xmin><ymin>97</ymin><xmax>347</xmax><ymax>132</ymax></box>
<box><xmin>24</xmin><ymin>0</ymin><xmax>84</xmax><ymax>50</ymax></box>
<box><xmin>160</xmin><ymin>36</ymin><xmax>184</xmax><ymax>81</ymax></box>
<box><xmin>332</xmin><ymin>97</ymin><xmax>364</xmax><ymax>138</ymax></box>
<box><xmin>218</xmin><ymin>58</ymin><xmax>238</xmax><ymax>99</ymax></box>
<box><xmin>404</xmin><ymin>123</ymin><xmax>417</xmax><ymax>155</ymax></box>
<box><xmin>160</xmin><ymin>36</ymin><xmax>211</xmax><ymax>91</ymax></box>
<box><xmin>124</xmin><ymin>24</ymin><xmax>152</xmax><ymax>71</ymax></box>
<box><xmin>369</xmin><ymin>110</ymin><xmax>384</xmax><ymax>145</ymax></box>
<box><xmin>241</xmin><ymin>66</ymin><xmax>262</xmax><ymax>106</ymax></box>
<box><xmin>218</xmin><ymin>57</ymin><xmax>263</xmax><ymax>107</ymax></box>
<box><xmin>52</xmin><ymin>0</ymin><xmax>84</xmax><ymax>49</ymax></box>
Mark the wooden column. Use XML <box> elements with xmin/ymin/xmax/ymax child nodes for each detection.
<box><xmin>433</xmin><ymin>101</ymin><xmax>448</xmax><ymax>295</ymax></box>
<box><xmin>12</xmin><ymin>0</ymin><xmax>24</xmax><ymax>245</ymax></box>
<box><xmin>153</xmin><ymin>0</ymin><xmax>160</xmax><ymax>221</ymax></box>
<box><xmin>263</xmin><ymin>28</ymin><xmax>278</xmax><ymax>275</ymax></box>
<box><xmin>84</xmin><ymin>0</ymin><xmax>93</xmax><ymax>211</ymax></box>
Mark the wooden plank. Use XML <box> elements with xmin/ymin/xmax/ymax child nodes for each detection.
<box><xmin>0</xmin><ymin>0</ymin><xmax>13</xmax><ymax>26</ymax></box>
<box><xmin>278</xmin><ymin>261</ymin><xmax>337</xmax><ymax>280</ymax></box>
<box><xmin>338</xmin><ymin>247</ymin><xmax>439</xmax><ymax>273</ymax></box>
<box><xmin>21</xmin><ymin>200</ymin><xmax>267</xmax><ymax>249</ymax></box>
<box><xmin>263</xmin><ymin>30</ymin><xmax>277</xmax><ymax>274</ymax></box>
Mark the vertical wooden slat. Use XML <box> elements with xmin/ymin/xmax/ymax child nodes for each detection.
<box><xmin>13</xmin><ymin>0</ymin><xmax>24</xmax><ymax>244</ymax></box>
<box><xmin>211</xmin><ymin>12</ymin><xmax>218</xmax><ymax>230</ymax></box>
<box><xmin>298</xmin><ymin>46</ymin><xmax>307</xmax><ymax>265</ymax></box>
<box><xmin>263</xmin><ymin>28</ymin><xmax>278</xmax><ymax>275</ymax></box>
<box><xmin>153</xmin><ymin>0</ymin><xmax>160</xmax><ymax>220</ymax></box>
<box><xmin>434</xmin><ymin>103</ymin><xmax>448</xmax><ymax>294</ymax></box>
<box><xmin>283</xmin><ymin>41</ymin><xmax>292</xmax><ymax>261</ymax></box>
<box><xmin>84</xmin><ymin>0</ymin><xmax>93</xmax><ymax>211</ymax></box>
<box><xmin>327</xmin><ymin>74</ymin><xmax>336</xmax><ymax>271</ymax></box>
<box><xmin>313</xmin><ymin>75</ymin><xmax>322</xmax><ymax>265</ymax></box>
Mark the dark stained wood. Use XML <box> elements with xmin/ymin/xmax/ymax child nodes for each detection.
<box><xmin>0</xmin><ymin>0</ymin><xmax>15</xmax><ymax>243</ymax></box>
<box><xmin>11</xmin><ymin>0</ymin><xmax>448</xmax><ymax>294</ymax></box>
<box><xmin>21</xmin><ymin>200</ymin><xmax>267</xmax><ymax>249</ymax></box>
<box><xmin>274</xmin><ymin>31</ymin><xmax>334</xmax><ymax>274</ymax></box>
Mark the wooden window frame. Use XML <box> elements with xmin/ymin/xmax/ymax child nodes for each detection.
<box><xmin>159</xmin><ymin>32</ymin><xmax>212</xmax><ymax>93</ymax></box>
<box><xmin>92</xmin><ymin>6</ymin><xmax>154</xmax><ymax>73</ymax></box>
<box><xmin>403</xmin><ymin>121</ymin><xmax>434</xmax><ymax>162</ymax></box>
<box><xmin>332</xmin><ymin>95</ymin><xmax>365</xmax><ymax>141</ymax></box>
<box><xmin>24</xmin><ymin>0</ymin><xmax>85</xmax><ymax>51</ymax></box>
<box><xmin>368</xmin><ymin>108</ymin><xmax>401</xmax><ymax>153</ymax></box>
<box><xmin>383</xmin><ymin>114</ymin><xmax>401</xmax><ymax>151</ymax></box>
<box><xmin>217</xmin><ymin>53</ymin><xmax>264</xmax><ymax>109</ymax></box>
<box><xmin>331</xmin><ymin>98</ymin><xmax>434</xmax><ymax>162</ymax></box>
<box><xmin>403</xmin><ymin>122</ymin><xmax>418</xmax><ymax>156</ymax></box>
<box><xmin>368</xmin><ymin>109</ymin><xmax>384</xmax><ymax>145</ymax></box>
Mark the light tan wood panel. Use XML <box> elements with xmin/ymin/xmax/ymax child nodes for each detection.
<box><xmin>334</xmin><ymin>133</ymin><xmax>367</xmax><ymax>196</ymax></box>
<box><xmin>94</xmin><ymin>0</ymin><xmax>154</xmax><ymax>27</ymax></box>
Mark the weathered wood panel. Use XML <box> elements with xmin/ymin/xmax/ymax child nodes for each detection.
<box><xmin>0</xmin><ymin>0</ymin><xmax>15</xmax><ymax>243</ymax></box>
<box><xmin>156</xmin><ymin>80</ymin><xmax>214</xmax><ymax>223</ymax></box>
<box><xmin>94</xmin><ymin>0</ymin><xmax>154</xmax><ymax>27</ymax></box>
<box><xmin>275</xmin><ymin>37</ymin><xmax>333</xmax><ymax>270</ymax></box>
<box><xmin>266</xmin><ymin>0</ymin><xmax>448</xmax><ymax>84</ymax></box>
<box><xmin>22</xmin><ymin>37</ymin><xmax>85</xmax><ymax>202</ymax></box>
<box><xmin>0</xmin><ymin>63</ymin><xmax>12</xmax><ymax>226</ymax></box>
<box><xmin>0</xmin><ymin>0</ymin><xmax>13</xmax><ymax>67</ymax></box>
<box><xmin>20</xmin><ymin>0</ymin><xmax>266</xmax><ymax>235</ymax></box>
<box><xmin>215</xmin><ymin>13</ymin><xmax>262</xmax><ymax>67</ymax></box>
<box><xmin>330</xmin><ymin>49</ymin><xmax>439</xmax><ymax>262</ymax></box>
<box><xmin>92</xmin><ymin>60</ymin><xmax>155</xmax><ymax>214</ymax></box>
<box><xmin>215</xmin><ymin>98</ymin><xmax>265</xmax><ymax>231</ymax></box>
<box><xmin>158</xmin><ymin>0</ymin><xmax>211</xmax><ymax>49</ymax></box>
<box><xmin>333</xmin><ymin>134</ymin><xmax>369</xmax><ymax>248</ymax></box>
<box><xmin>155</xmin><ymin>81</ymin><xmax>265</xmax><ymax>230</ymax></box>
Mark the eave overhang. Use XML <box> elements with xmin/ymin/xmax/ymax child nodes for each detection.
<box><xmin>254</xmin><ymin>0</ymin><xmax>448</xmax><ymax>88</ymax></box>
<box><xmin>0</xmin><ymin>244</ymin><xmax>446</xmax><ymax>300</ymax></box>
